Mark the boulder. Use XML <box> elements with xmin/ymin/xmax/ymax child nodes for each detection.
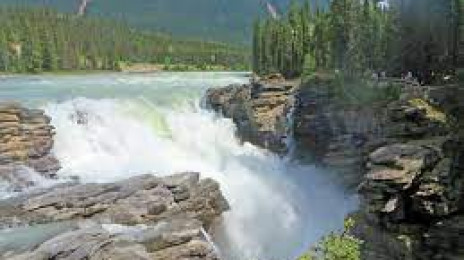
<box><xmin>365</xmin><ymin>144</ymin><xmax>441</xmax><ymax>189</ymax></box>
<box><xmin>205</xmin><ymin>77</ymin><xmax>298</xmax><ymax>154</ymax></box>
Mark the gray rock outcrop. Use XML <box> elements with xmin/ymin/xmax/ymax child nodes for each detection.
<box><xmin>1</xmin><ymin>172</ymin><xmax>229</xmax><ymax>259</ymax></box>
<box><xmin>205</xmin><ymin>74</ymin><xmax>298</xmax><ymax>154</ymax></box>
<box><xmin>291</xmin><ymin>76</ymin><xmax>464</xmax><ymax>259</ymax></box>
<box><xmin>354</xmin><ymin>86</ymin><xmax>464</xmax><ymax>259</ymax></box>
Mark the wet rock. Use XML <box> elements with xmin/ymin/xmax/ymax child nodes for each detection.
<box><xmin>9</xmin><ymin>173</ymin><xmax>229</xmax><ymax>228</ymax></box>
<box><xmin>139</xmin><ymin>218</ymin><xmax>204</xmax><ymax>252</ymax></box>
<box><xmin>205</xmin><ymin>75</ymin><xmax>298</xmax><ymax>154</ymax></box>
<box><xmin>0</xmin><ymin>102</ymin><xmax>60</xmax><ymax>190</ymax></box>
<box><xmin>292</xmin><ymin>80</ymin><xmax>392</xmax><ymax>178</ymax></box>
<box><xmin>1</xmin><ymin>172</ymin><xmax>228</xmax><ymax>259</ymax></box>
<box><xmin>8</xmin><ymin>221</ymin><xmax>218</xmax><ymax>260</ymax></box>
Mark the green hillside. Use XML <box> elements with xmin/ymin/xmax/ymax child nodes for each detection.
<box><xmin>0</xmin><ymin>7</ymin><xmax>250</xmax><ymax>73</ymax></box>
<box><xmin>0</xmin><ymin>0</ymin><xmax>313</xmax><ymax>43</ymax></box>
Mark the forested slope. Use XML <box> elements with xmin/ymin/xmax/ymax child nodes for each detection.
<box><xmin>0</xmin><ymin>7</ymin><xmax>249</xmax><ymax>73</ymax></box>
<box><xmin>253</xmin><ymin>0</ymin><xmax>460</xmax><ymax>80</ymax></box>
<box><xmin>0</xmin><ymin>0</ymin><xmax>316</xmax><ymax>43</ymax></box>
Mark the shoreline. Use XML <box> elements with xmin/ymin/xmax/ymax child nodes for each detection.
<box><xmin>0</xmin><ymin>68</ymin><xmax>250</xmax><ymax>77</ymax></box>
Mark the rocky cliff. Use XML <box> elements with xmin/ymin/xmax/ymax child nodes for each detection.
<box><xmin>293</xmin><ymin>80</ymin><xmax>388</xmax><ymax>180</ymax></box>
<box><xmin>0</xmin><ymin>102</ymin><xmax>60</xmax><ymax>191</ymax></box>
<box><xmin>293</xmin><ymin>78</ymin><xmax>463</xmax><ymax>259</ymax></box>
<box><xmin>205</xmin><ymin>74</ymin><xmax>298</xmax><ymax>154</ymax></box>
<box><xmin>208</xmin><ymin>74</ymin><xmax>464</xmax><ymax>259</ymax></box>
<box><xmin>353</xmin><ymin>86</ymin><xmax>464</xmax><ymax>260</ymax></box>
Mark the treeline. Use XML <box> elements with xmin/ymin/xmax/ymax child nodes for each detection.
<box><xmin>253</xmin><ymin>0</ymin><xmax>461</xmax><ymax>81</ymax></box>
<box><xmin>0</xmin><ymin>7</ymin><xmax>250</xmax><ymax>73</ymax></box>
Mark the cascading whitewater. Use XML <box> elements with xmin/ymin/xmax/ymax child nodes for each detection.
<box><xmin>0</xmin><ymin>72</ymin><xmax>356</xmax><ymax>260</ymax></box>
<box><xmin>44</xmin><ymin>97</ymin><xmax>355</xmax><ymax>259</ymax></box>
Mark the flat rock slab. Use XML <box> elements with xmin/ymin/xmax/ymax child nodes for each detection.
<box><xmin>1</xmin><ymin>172</ymin><xmax>229</xmax><ymax>260</ymax></box>
<box><xmin>7</xmin><ymin>219</ymin><xmax>219</xmax><ymax>260</ymax></box>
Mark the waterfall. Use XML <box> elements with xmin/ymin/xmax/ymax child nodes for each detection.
<box><xmin>0</xmin><ymin>72</ymin><xmax>356</xmax><ymax>260</ymax></box>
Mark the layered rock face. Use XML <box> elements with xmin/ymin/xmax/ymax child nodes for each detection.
<box><xmin>291</xmin><ymin>78</ymin><xmax>464</xmax><ymax>258</ymax></box>
<box><xmin>0</xmin><ymin>102</ymin><xmax>60</xmax><ymax>190</ymax></box>
<box><xmin>293</xmin><ymin>80</ymin><xmax>450</xmax><ymax>181</ymax></box>
<box><xmin>2</xmin><ymin>172</ymin><xmax>229</xmax><ymax>259</ymax></box>
<box><xmin>354</xmin><ymin>87</ymin><xmax>464</xmax><ymax>259</ymax></box>
<box><xmin>205</xmin><ymin>74</ymin><xmax>298</xmax><ymax>154</ymax></box>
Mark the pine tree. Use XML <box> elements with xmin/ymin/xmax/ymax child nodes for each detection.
<box><xmin>0</xmin><ymin>7</ymin><xmax>249</xmax><ymax>73</ymax></box>
<box><xmin>253</xmin><ymin>19</ymin><xmax>261</xmax><ymax>74</ymax></box>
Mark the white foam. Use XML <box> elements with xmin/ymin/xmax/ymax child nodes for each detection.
<box><xmin>0</xmin><ymin>72</ymin><xmax>357</xmax><ymax>259</ymax></box>
<box><xmin>44</xmin><ymin>96</ymin><xmax>356</xmax><ymax>259</ymax></box>
<box><xmin>0</xmin><ymin>166</ymin><xmax>60</xmax><ymax>199</ymax></box>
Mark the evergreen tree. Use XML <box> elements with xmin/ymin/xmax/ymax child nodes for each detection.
<box><xmin>0</xmin><ymin>7</ymin><xmax>250</xmax><ymax>73</ymax></box>
<box><xmin>252</xmin><ymin>0</ymin><xmax>459</xmax><ymax>81</ymax></box>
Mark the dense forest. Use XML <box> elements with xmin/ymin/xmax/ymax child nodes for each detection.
<box><xmin>0</xmin><ymin>7</ymin><xmax>249</xmax><ymax>73</ymax></box>
<box><xmin>253</xmin><ymin>0</ymin><xmax>463</xmax><ymax>82</ymax></box>
<box><xmin>0</xmin><ymin>0</ymin><xmax>313</xmax><ymax>44</ymax></box>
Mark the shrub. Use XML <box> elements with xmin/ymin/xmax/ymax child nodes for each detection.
<box><xmin>297</xmin><ymin>218</ymin><xmax>363</xmax><ymax>260</ymax></box>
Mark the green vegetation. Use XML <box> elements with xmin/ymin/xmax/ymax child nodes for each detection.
<box><xmin>301</xmin><ymin>70</ymin><xmax>402</xmax><ymax>105</ymax></box>
<box><xmin>301</xmin><ymin>70</ymin><xmax>403</xmax><ymax>105</ymax></box>
<box><xmin>298</xmin><ymin>218</ymin><xmax>362</xmax><ymax>260</ymax></box>
<box><xmin>0</xmin><ymin>0</ymin><xmax>315</xmax><ymax>44</ymax></box>
<box><xmin>0</xmin><ymin>7</ymin><xmax>249</xmax><ymax>73</ymax></box>
<box><xmin>253</xmin><ymin>0</ymin><xmax>462</xmax><ymax>81</ymax></box>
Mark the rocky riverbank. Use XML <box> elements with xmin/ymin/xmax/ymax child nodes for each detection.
<box><xmin>0</xmin><ymin>103</ymin><xmax>60</xmax><ymax>191</ymax></box>
<box><xmin>206</xmin><ymin>74</ymin><xmax>464</xmax><ymax>259</ymax></box>
<box><xmin>1</xmin><ymin>172</ymin><xmax>229</xmax><ymax>260</ymax></box>
<box><xmin>0</xmin><ymin>103</ymin><xmax>230</xmax><ymax>260</ymax></box>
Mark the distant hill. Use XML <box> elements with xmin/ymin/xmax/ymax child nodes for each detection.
<box><xmin>0</xmin><ymin>8</ymin><xmax>250</xmax><ymax>73</ymax></box>
<box><xmin>0</xmin><ymin>0</ymin><xmax>317</xmax><ymax>44</ymax></box>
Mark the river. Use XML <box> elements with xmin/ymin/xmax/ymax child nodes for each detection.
<box><xmin>0</xmin><ymin>72</ymin><xmax>357</xmax><ymax>260</ymax></box>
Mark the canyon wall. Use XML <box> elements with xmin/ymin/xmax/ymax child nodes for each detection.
<box><xmin>205</xmin><ymin>75</ymin><xmax>464</xmax><ymax>259</ymax></box>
